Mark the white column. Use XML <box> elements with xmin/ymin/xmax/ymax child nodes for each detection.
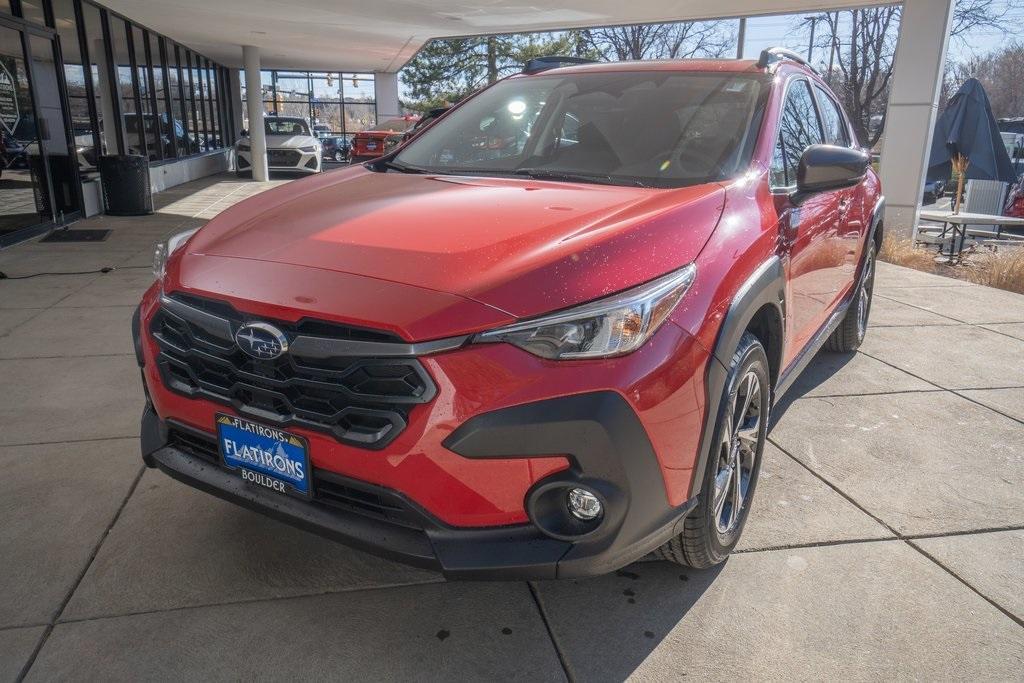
<box><xmin>374</xmin><ymin>72</ymin><xmax>400</xmax><ymax>120</ymax></box>
<box><xmin>242</xmin><ymin>45</ymin><xmax>268</xmax><ymax>181</ymax></box>
<box><xmin>228</xmin><ymin>68</ymin><xmax>244</xmax><ymax>142</ymax></box>
<box><xmin>878</xmin><ymin>0</ymin><xmax>955</xmax><ymax>240</ymax></box>
<box><xmin>92</xmin><ymin>39</ymin><xmax>121</xmax><ymax>155</ymax></box>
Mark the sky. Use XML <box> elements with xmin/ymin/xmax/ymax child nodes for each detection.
<box><xmin>398</xmin><ymin>1</ymin><xmax>1022</xmax><ymax>98</ymax></box>
<box><xmin>740</xmin><ymin>1</ymin><xmax>1020</xmax><ymax>65</ymax></box>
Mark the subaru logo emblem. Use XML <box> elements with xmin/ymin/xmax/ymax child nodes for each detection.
<box><xmin>235</xmin><ymin>322</ymin><xmax>288</xmax><ymax>360</ymax></box>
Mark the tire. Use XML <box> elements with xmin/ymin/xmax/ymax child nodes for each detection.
<box><xmin>334</xmin><ymin>151</ymin><xmax>344</xmax><ymax>162</ymax></box>
<box><xmin>655</xmin><ymin>332</ymin><xmax>770</xmax><ymax>569</ymax></box>
<box><xmin>824</xmin><ymin>242</ymin><xmax>875</xmax><ymax>353</ymax></box>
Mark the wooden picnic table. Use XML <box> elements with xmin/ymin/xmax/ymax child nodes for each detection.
<box><xmin>918</xmin><ymin>209</ymin><xmax>1024</xmax><ymax>262</ymax></box>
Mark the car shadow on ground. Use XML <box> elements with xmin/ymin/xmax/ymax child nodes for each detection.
<box><xmin>532</xmin><ymin>560</ymin><xmax>725</xmax><ymax>680</ymax></box>
<box><xmin>768</xmin><ymin>350</ymin><xmax>856</xmax><ymax>431</ymax></box>
<box><xmin>524</xmin><ymin>351</ymin><xmax>856</xmax><ymax>678</ymax></box>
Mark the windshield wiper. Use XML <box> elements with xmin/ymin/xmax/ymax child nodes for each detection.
<box><xmin>377</xmin><ymin>159</ymin><xmax>429</xmax><ymax>174</ymax></box>
<box><xmin>511</xmin><ymin>168</ymin><xmax>648</xmax><ymax>187</ymax></box>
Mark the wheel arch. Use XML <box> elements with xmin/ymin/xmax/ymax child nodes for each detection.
<box><xmin>690</xmin><ymin>255</ymin><xmax>786</xmax><ymax>498</ymax></box>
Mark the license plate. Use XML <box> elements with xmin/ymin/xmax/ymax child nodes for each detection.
<box><xmin>366</xmin><ymin>142</ymin><xmax>377</xmax><ymax>150</ymax></box>
<box><xmin>216</xmin><ymin>414</ymin><xmax>311</xmax><ymax>498</ymax></box>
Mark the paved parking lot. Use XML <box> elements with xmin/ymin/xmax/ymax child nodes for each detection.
<box><xmin>1</xmin><ymin>174</ymin><xmax>1022</xmax><ymax>681</ymax></box>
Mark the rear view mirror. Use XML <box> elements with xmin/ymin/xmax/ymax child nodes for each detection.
<box><xmin>794</xmin><ymin>144</ymin><xmax>870</xmax><ymax>202</ymax></box>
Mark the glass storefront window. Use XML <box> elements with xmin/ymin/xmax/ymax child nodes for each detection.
<box><xmin>52</xmin><ymin>0</ymin><xmax>99</xmax><ymax>175</ymax></box>
<box><xmin>79</xmin><ymin>2</ymin><xmax>109</xmax><ymax>158</ymax></box>
<box><xmin>167</xmin><ymin>42</ymin><xmax>189</xmax><ymax>156</ymax></box>
<box><xmin>344</xmin><ymin>103</ymin><xmax>375</xmax><ymax>132</ymax></box>
<box><xmin>109</xmin><ymin>18</ymin><xmax>138</xmax><ymax>155</ymax></box>
<box><xmin>343</xmin><ymin>74</ymin><xmax>375</xmax><ymax>103</ymax></box>
<box><xmin>149</xmin><ymin>34</ymin><xmax>174</xmax><ymax>160</ymax></box>
<box><xmin>28</xmin><ymin>33</ymin><xmax>78</xmax><ymax>219</ymax></box>
<box><xmin>18</xmin><ymin>0</ymin><xmax>47</xmax><ymax>26</ymax></box>
<box><xmin>1</xmin><ymin>24</ymin><xmax>49</xmax><ymax>234</ymax></box>
<box><xmin>191</xmin><ymin>55</ymin><xmax>207</xmax><ymax>150</ymax></box>
<box><xmin>131</xmin><ymin>25</ymin><xmax>158</xmax><ymax>160</ymax></box>
<box><xmin>243</xmin><ymin>69</ymin><xmax>376</xmax><ymax>136</ymax></box>
<box><xmin>206</xmin><ymin>64</ymin><xmax>219</xmax><ymax>148</ymax></box>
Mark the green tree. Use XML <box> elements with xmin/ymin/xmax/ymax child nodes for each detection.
<box><xmin>401</xmin><ymin>31</ymin><xmax>588</xmax><ymax>107</ymax></box>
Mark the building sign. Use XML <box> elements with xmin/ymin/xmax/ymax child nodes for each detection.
<box><xmin>0</xmin><ymin>58</ymin><xmax>20</xmax><ymax>135</ymax></box>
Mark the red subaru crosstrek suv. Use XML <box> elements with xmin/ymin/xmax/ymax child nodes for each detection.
<box><xmin>134</xmin><ymin>49</ymin><xmax>881</xmax><ymax>579</ymax></box>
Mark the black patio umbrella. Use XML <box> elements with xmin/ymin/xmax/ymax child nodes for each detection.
<box><xmin>926</xmin><ymin>78</ymin><xmax>1016</xmax><ymax>184</ymax></box>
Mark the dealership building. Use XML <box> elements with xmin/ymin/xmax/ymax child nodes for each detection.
<box><xmin>2</xmin><ymin>0</ymin><xmax>955</xmax><ymax>248</ymax></box>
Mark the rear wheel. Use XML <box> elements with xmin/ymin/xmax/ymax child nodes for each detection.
<box><xmin>655</xmin><ymin>332</ymin><xmax>769</xmax><ymax>569</ymax></box>
<box><xmin>334</xmin><ymin>150</ymin><xmax>344</xmax><ymax>162</ymax></box>
<box><xmin>825</xmin><ymin>243</ymin><xmax>875</xmax><ymax>352</ymax></box>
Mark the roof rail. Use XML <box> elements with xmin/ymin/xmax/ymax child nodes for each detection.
<box><xmin>756</xmin><ymin>47</ymin><xmax>818</xmax><ymax>74</ymax></box>
<box><xmin>522</xmin><ymin>56</ymin><xmax>597</xmax><ymax>74</ymax></box>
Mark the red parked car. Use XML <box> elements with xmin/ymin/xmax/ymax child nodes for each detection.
<box><xmin>136</xmin><ymin>49</ymin><xmax>881</xmax><ymax>579</ymax></box>
<box><xmin>350</xmin><ymin>115</ymin><xmax>419</xmax><ymax>161</ymax></box>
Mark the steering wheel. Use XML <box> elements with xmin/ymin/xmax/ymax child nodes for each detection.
<box><xmin>652</xmin><ymin>141</ymin><xmax>727</xmax><ymax>180</ymax></box>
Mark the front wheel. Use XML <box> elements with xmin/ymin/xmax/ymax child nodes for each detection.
<box><xmin>825</xmin><ymin>243</ymin><xmax>875</xmax><ymax>352</ymax></box>
<box><xmin>655</xmin><ymin>332</ymin><xmax>770</xmax><ymax>568</ymax></box>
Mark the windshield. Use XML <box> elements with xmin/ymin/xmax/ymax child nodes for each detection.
<box><xmin>265</xmin><ymin>118</ymin><xmax>311</xmax><ymax>136</ymax></box>
<box><xmin>394</xmin><ymin>71</ymin><xmax>768</xmax><ymax>188</ymax></box>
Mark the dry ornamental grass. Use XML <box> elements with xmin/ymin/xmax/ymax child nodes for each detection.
<box><xmin>878</xmin><ymin>237</ymin><xmax>1024</xmax><ymax>295</ymax></box>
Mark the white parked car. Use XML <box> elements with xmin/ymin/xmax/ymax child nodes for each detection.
<box><xmin>236</xmin><ymin>116</ymin><xmax>322</xmax><ymax>176</ymax></box>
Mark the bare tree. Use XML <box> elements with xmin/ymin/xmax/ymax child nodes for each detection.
<box><xmin>819</xmin><ymin>7</ymin><xmax>900</xmax><ymax>147</ymax></box>
<box><xmin>583</xmin><ymin>20</ymin><xmax>734</xmax><ymax>62</ymax></box>
<box><xmin>950</xmin><ymin>42</ymin><xmax>1024</xmax><ymax>118</ymax></box>
<box><xmin>808</xmin><ymin>0</ymin><xmax>1022</xmax><ymax>148</ymax></box>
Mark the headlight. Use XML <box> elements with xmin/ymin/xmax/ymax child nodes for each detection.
<box><xmin>476</xmin><ymin>264</ymin><xmax>696</xmax><ymax>359</ymax></box>
<box><xmin>153</xmin><ymin>228</ymin><xmax>200</xmax><ymax>280</ymax></box>
<box><xmin>299</xmin><ymin>145</ymin><xmax>317</xmax><ymax>153</ymax></box>
<box><xmin>236</xmin><ymin>142</ymin><xmax>250</xmax><ymax>152</ymax></box>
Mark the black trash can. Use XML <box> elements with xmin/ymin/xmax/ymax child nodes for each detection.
<box><xmin>98</xmin><ymin>154</ymin><xmax>153</xmax><ymax>215</ymax></box>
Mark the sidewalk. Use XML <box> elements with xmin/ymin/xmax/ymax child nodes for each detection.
<box><xmin>1</xmin><ymin>174</ymin><xmax>1022</xmax><ymax>680</ymax></box>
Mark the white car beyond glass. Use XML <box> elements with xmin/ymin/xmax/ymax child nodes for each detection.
<box><xmin>236</xmin><ymin>116</ymin><xmax>322</xmax><ymax>176</ymax></box>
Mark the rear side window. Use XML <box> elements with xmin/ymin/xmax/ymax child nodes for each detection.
<box><xmin>814</xmin><ymin>85</ymin><xmax>850</xmax><ymax>147</ymax></box>
<box><xmin>770</xmin><ymin>79</ymin><xmax>824</xmax><ymax>189</ymax></box>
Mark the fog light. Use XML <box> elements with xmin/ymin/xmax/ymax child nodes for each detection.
<box><xmin>567</xmin><ymin>487</ymin><xmax>602</xmax><ymax>521</ymax></box>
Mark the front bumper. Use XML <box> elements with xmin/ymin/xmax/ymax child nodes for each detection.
<box><xmin>236</xmin><ymin>148</ymin><xmax>320</xmax><ymax>173</ymax></box>
<box><xmin>140</xmin><ymin>392</ymin><xmax>696</xmax><ymax>580</ymax></box>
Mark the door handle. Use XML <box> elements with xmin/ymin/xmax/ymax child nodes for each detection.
<box><xmin>837</xmin><ymin>197</ymin><xmax>851</xmax><ymax>215</ymax></box>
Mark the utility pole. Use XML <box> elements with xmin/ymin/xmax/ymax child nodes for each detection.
<box><xmin>825</xmin><ymin>12</ymin><xmax>836</xmax><ymax>83</ymax></box>
<box><xmin>736</xmin><ymin>17</ymin><xmax>746</xmax><ymax>58</ymax></box>
<box><xmin>806</xmin><ymin>16</ymin><xmax>817</xmax><ymax>64</ymax></box>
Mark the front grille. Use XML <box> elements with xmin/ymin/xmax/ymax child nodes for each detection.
<box><xmin>167</xmin><ymin>425</ymin><xmax>220</xmax><ymax>465</ymax></box>
<box><xmin>165</xmin><ymin>425</ymin><xmax>425</xmax><ymax>529</ymax></box>
<box><xmin>151</xmin><ymin>293</ymin><xmax>442</xmax><ymax>449</ymax></box>
<box><xmin>267</xmin><ymin>149</ymin><xmax>301</xmax><ymax>166</ymax></box>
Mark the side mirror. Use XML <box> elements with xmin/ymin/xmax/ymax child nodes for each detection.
<box><xmin>794</xmin><ymin>144</ymin><xmax>870</xmax><ymax>203</ymax></box>
<box><xmin>240</xmin><ymin>129</ymin><xmax>248</xmax><ymax>137</ymax></box>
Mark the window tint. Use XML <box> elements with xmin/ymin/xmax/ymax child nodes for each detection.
<box><xmin>814</xmin><ymin>85</ymin><xmax>850</xmax><ymax>147</ymax></box>
<box><xmin>771</xmin><ymin>79</ymin><xmax>823</xmax><ymax>188</ymax></box>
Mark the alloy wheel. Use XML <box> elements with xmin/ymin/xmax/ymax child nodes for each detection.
<box><xmin>857</xmin><ymin>249</ymin><xmax>875</xmax><ymax>340</ymax></box>
<box><xmin>712</xmin><ymin>370</ymin><xmax>762</xmax><ymax>535</ymax></box>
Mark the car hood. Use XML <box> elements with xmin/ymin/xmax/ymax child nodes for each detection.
<box><xmin>264</xmin><ymin>134</ymin><xmax>316</xmax><ymax>148</ymax></box>
<box><xmin>184</xmin><ymin>166</ymin><xmax>726</xmax><ymax>331</ymax></box>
